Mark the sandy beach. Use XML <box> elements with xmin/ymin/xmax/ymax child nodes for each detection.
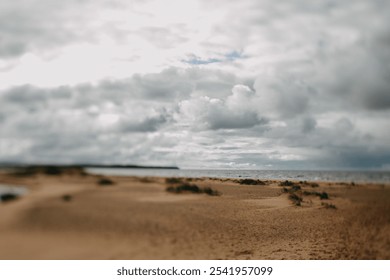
<box><xmin>0</xmin><ymin>168</ymin><xmax>389</xmax><ymax>260</ymax></box>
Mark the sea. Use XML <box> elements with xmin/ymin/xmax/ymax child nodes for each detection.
<box><xmin>0</xmin><ymin>185</ymin><xmax>28</xmax><ymax>202</ymax></box>
<box><xmin>86</xmin><ymin>168</ymin><xmax>390</xmax><ymax>184</ymax></box>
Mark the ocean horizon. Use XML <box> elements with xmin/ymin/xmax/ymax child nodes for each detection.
<box><xmin>86</xmin><ymin>168</ymin><xmax>390</xmax><ymax>184</ymax></box>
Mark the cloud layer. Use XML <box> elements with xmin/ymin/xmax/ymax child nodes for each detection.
<box><xmin>0</xmin><ymin>0</ymin><xmax>389</xmax><ymax>169</ymax></box>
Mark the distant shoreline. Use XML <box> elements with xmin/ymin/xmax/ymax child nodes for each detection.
<box><xmin>1</xmin><ymin>165</ymin><xmax>389</xmax><ymax>183</ymax></box>
<box><xmin>0</xmin><ymin>163</ymin><xmax>179</xmax><ymax>170</ymax></box>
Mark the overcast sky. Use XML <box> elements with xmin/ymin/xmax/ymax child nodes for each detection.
<box><xmin>0</xmin><ymin>0</ymin><xmax>390</xmax><ymax>169</ymax></box>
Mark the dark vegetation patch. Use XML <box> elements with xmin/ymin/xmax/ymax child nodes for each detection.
<box><xmin>281</xmin><ymin>183</ymin><xmax>307</xmax><ymax>206</ymax></box>
<box><xmin>281</xmin><ymin>185</ymin><xmax>301</xmax><ymax>193</ymax></box>
<box><xmin>165</xmin><ymin>177</ymin><xmax>183</xmax><ymax>184</ymax></box>
<box><xmin>0</xmin><ymin>193</ymin><xmax>19</xmax><ymax>202</ymax></box>
<box><xmin>166</xmin><ymin>183</ymin><xmax>220</xmax><ymax>196</ymax></box>
<box><xmin>299</xmin><ymin>181</ymin><xmax>319</xmax><ymax>188</ymax></box>
<box><xmin>288</xmin><ymin>193</ymin><xmax>303</xmax><ymax>206</ymax></box>
<box><xmin>303</xmin><ymin>191</ymin><xmax>329</xmax><ymax>199</ymax></box>
<box><xmin>291</xmin><ymin>185</ymin><xmax>301</xmax><ymax>192</ymax></box>
<box><xmin>9</xmin><ymin>166</ymin><xmax>86</xmax><ymax>177</ymax></box>
<box><xmin>321</xmin><ymin>202</ymin><xmax>337</xmax><ymax>209</ymax></box>
<box><xmin>279</xmin><ymin>180</ymin><xmax>295</xmax><ymax>186</ymax></box>
<box><xmin>61</xmin><ymin>194</ymin><xmax>72</xmax><ymax>202</ymax></box>
<box><xmin>282</xmin><ymin>181</ymin><xmax>331</xmax><ymax>206</ymax></box>
<box><xmin>97</xmin><ymin>178</ymin><xmax>114</xmax><ymax>186</ymax></box>
<box><xmin>203</xmin><ymin>187</ymin><xmax>220</xmax><ymax>196</ymax></box>
<box><xmin>42</xmin><ymin>166</ymin><xmax>62</xmax><ymax>175</ymax></box>
<box><xmin>138</xmin><ymin>177</ymin><xmax>154</xmax><ymax>183</ymax></box>
<box><xmin>235</xmin><ymin>179</ymin><xmax>266</xmax><ymax>185</ymax></box>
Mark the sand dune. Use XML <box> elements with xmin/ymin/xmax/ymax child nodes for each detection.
<box><xmin>0</xmin><ymin>170</ymin><xmax>389</xmax><ymax>259</ymax></box>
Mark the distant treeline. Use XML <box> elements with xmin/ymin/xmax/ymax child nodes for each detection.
<box><xmin>76</xmin><ymin>164</ymin><xmax>179</xmax><ymax>169</ymax></box>
<box><xmin>0</xmin><ymin>163</ymin><xmax>179</xmax><ymax>170</ymax></box>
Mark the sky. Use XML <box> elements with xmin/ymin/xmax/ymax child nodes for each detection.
<box><xmin>0</xmin><ymin>0</ymin><xmax>390</xmax><ymax>169</ymax></box>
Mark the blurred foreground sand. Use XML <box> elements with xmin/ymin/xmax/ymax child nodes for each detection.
<box><xmin>0</xmin><ymin>170</ymin><xmax>389</xmax><ymax>259</ymax></box>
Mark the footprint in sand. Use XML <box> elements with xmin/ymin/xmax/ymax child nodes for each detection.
<box><xmin>234</xmin><ymin>250</ymin><xmax>253</xmax><ymax>257</ymax></box>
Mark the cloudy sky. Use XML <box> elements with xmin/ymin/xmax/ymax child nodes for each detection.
<box><xmin>1</xmin><ymin>0</ymin><xmax>390</xmax><ymax>169</ymax></box>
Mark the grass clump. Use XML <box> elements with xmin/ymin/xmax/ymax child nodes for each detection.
<box><xmin>303</xmin><ymin>191</ymin><xmax>329</xmax><ymax>200</ymax></box>
<box><xmin>202</xmin><ymin>187</ymin><xmax>220</xmax><ymax>196</ymax></box>
<box><xmin>282</xmin><ymin>185</ymin><xmax>301</xmax><ymax>193</ymax></box>
<box><xmin>236</xmin><ymin>179</ymin><xmax>266</xmax><ymax>185</ymax></box>
<box><xmin>165</xmin><ymin>177</ymin><xmax>183</xmax><ymax>184</ymax></box>
<box><xmin>322</xmin><ymin>202</ymin><xmax>337</xmax><ymax>209</ymax></box>
<box><xmin>167</xmin><ymin>183</ymin><xmax>200</xmax><ymax>193</ymax></box>
<box><xmin>282</xmin><ymin>187</ymin><xmax>289</xmax><ymax>193</ymax></box>
<box><xmin>318</xmin><ymin>192</ymin><xmax>329</xmax><ymax>199</ymax></box>
<box><xmin>98</xmin><ymin>178</ymin><xmax>114</xmax><ymax>186</ymax></box>
<box><xmin>288</xmin><ymin>193</ymin><xmax>303</xmax><ymax>206</ymax></box>
<box><xmin>299</xmin><ymin>181</ymin><xmax>319</xmax><ymax>188</ymax></box>
<box><xmin>279</xmin><ymin>180</ymin><xmax>295</xmax><ymax>186</ymax></box>
<box><xmin>166</xmin><ymin>183</ymin><xmax>220</xmax><ymax>196</ymax></box>
<box><xmin>281</xmin><ymin>183</ymin><xmax>304</xmax><ymax>206</ymax></box>
<box><xmin>291</xmin><ymin>185</ymin><xmax>301</xmax><ymax>192</ymax></box>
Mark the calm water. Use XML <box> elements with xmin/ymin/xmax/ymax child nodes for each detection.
<box><xmin>86</xmin><ymin>168</ymin><xmax>390</xmax><ymax>183</ymax></box>
<box><xmin>0</xmin><ymin>184</ymin><xmax>28</xmax><ymax>202</ymax></box>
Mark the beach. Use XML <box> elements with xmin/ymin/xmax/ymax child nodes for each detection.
<box><xmin>0</xmin><ymin>168</ymin><xmax>389</xmax><ymax>260</ymax></box>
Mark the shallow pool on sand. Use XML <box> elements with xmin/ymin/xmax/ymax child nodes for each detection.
<box><xmin>0</xmin><ymin>184</ymin><xmax>28</xmax><ymax>202</ymax></box>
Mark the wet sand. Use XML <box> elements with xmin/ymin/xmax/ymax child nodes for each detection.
<box><xmin>0</xmin><ymin>170</ymin><xmax>389</xmax><ymax>259</ymax></box>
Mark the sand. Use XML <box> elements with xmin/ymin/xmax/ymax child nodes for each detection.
<box><xmin>0</xmin><ymin>170</ymin><xmax>389</xmax><ymax>260</ymax></box>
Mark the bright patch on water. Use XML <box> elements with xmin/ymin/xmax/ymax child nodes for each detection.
<box><xmin>0</xmin><ymin>184</ymin><xmax>28</xmax><ymax>202</ymax></box>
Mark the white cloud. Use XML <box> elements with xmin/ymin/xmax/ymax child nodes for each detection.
<box><xmin>177</xmin><ymin>84</ymin><xmax>265</xmax><ymax>130</ymax></box>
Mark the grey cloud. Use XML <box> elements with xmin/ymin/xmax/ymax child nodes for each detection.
<box><xmin>0</xmin><ymin>41</ymin><xmax>27</xmax><ymax>58</ymax></box>
<box><xmin>253</xmin><ymin>72</ymin><xmax>312</xmax><ymax>119</ymax></box>
<box><xmin>0</xmin><ymin>66</ymin><xmax>250</xmax><ymax>164</ymax></box>
<box><xmin>362</xmin><ymin>89</ymin><xmax>390</xmax><ymax>110</ymax></box>
<box><xmin>2</xmin><ymin>85</ymin><xmax>71</xmax><ymax>103</ymax></box>
<box><xmin>208</xmin><ymin>111</ymin><xmax>264</xmax><ymax>130</ymax></box>
<box><xmin>0</xmin><ymin>113</ymin><xmax>5</xmax><ymax>123</ymax></box>
<box><xmin>334</xmin><ymin>118</ymin><xmax>354</xmax><ymax>132</ymax></box>
<box><xmin>301</xmin><ymin>117</ymin><xmax>317</xmax><ymax>133</ymax></box>
<box><xmin>332</xmin><ymin>148</ymin><xmax>390</xmax><ymax>169</ymax></box>
<box><xmin>199</xmin><ymin>0</ymin><xmax>390</xmax><ymax>115</ymax></box>
<box><xmin>118</xmin><ymin>114</ymin><xmax>168</xmax><ymax>133</ymax></box>
<box><xmin>313</xmin><ymin>36</ymin><xmax>390</xmax><ymax>112</ymax></box>
<box><xmin>97</xmin><ymin>67</ymin><xmax>241</xmax><ymax>102</ymax></box>
<box><xmin>0</xmin><ymin>67</ymin><xmax>243</xmax><ymax>114</ymax></box>
<box><xmin>0</xmin><ymin>67</ymin><xmax>240</xmax><ymax>118</ymax></box>
<box><xmin>0</xmin><ymin>1</ymin><xmax>91</xmax><ymax>58</ymax></box>
<box><xmin>0</xmin><ymin>0</ymin><xmax>138</xmax><ymax>59</ymax></box>
<box><xmin>253</xmin><ymin>112</ymin><xmax>390</xmax><ymax>169</ymax></box>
